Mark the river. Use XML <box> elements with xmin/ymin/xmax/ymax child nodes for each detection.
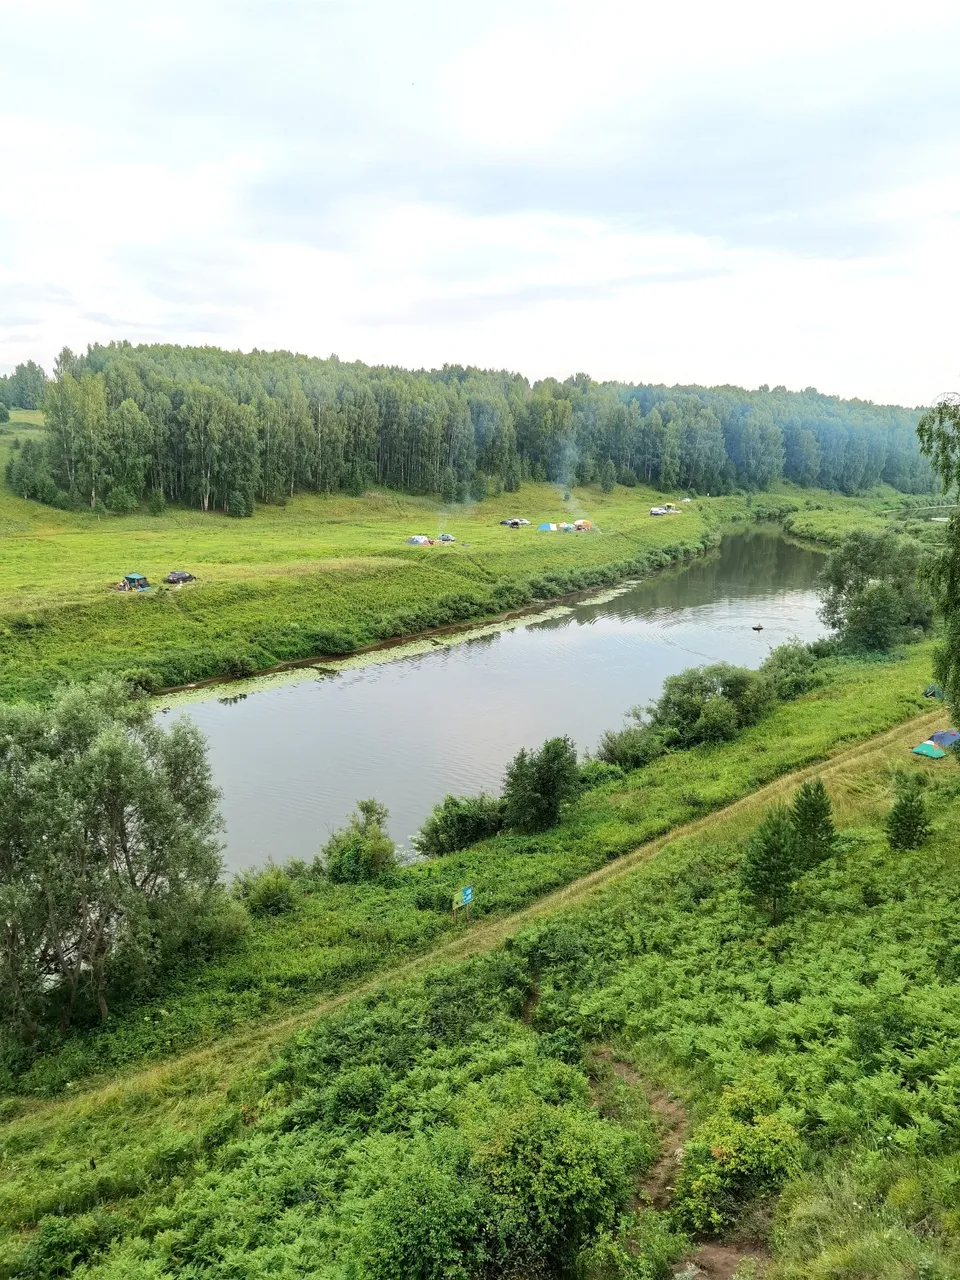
<box><xmin>172</xmin><ymin>528</ymin><xmax>827</xmax><ymax>872</ymax></box>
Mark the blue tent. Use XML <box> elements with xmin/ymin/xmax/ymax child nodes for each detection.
<box><xmin>538</xmin><ymin>523</ymin><xmax>556</xmax><ymax>532</ymax></box>
<box><xmin>930</xmin><ymin>729</ymin><xmax>960</xmax><ymax>750</ymax></box>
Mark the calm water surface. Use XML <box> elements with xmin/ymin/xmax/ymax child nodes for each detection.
<box><xmin>179</xmin><ymin>529</ymin><xmax>826</xmax><ymax>871</ymax></box>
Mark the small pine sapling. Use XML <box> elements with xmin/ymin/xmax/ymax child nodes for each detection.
<box><xmin>790</xmin><ymin>777</ymin><xmax>837</xmax><ymax>870</ymax></box>
<box><xmin>886</xmin><ymin>783</ymin><xmax>932</xmax><ymax>851</ymax></box>
<box><xmin>739</xmin><ymin>802</ymin><xmax>798</xmax><ymax>925</ymax></box>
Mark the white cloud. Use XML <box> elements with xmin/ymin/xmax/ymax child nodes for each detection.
<box><xmin>1</xmin><ymin>0</ymin><xmax>959</xmax><ymax>403</ymax></box>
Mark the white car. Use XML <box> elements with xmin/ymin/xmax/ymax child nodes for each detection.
<box><xmin>649</xmin><ymin>506</ymin><xmax>666</xmax><ymax>516</ymax></box>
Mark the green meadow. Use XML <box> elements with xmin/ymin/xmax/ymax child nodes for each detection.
<box><xmin>0</xmin><ymin>409</ymin><xmax>928</xmax><ymax>702</ymax></box>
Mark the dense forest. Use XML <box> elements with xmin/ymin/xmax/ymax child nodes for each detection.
<box><xmin>2</xmin><ymin>344</ymin><xmax>934</xmax><ymax>515</ymax></box>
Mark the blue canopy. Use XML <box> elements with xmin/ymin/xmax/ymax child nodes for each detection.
<box><xmin>930</xmin><ymin>729</ymin><xmax>960</xmax><ymax>749</ymax></box>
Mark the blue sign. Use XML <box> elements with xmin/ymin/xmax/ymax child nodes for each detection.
<box><xmin>461</xmin><ymin>886</ymin><xmax>473</xmax><ymax>906</ymax></box>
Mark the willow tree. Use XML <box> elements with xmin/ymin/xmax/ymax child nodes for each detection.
<box><xmin>918</xmin><ymin>394</ymin><xmax>960</xmax><ymax>715</ymax></box>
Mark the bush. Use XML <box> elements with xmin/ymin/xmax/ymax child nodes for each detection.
<box><xmin>503</xmin><ymin>736</ymin><xmax>580</xmax><ymax>834</ymax></box>
<box><xmin>321</xmin><ymin>799</ymin><xmax>397</xmax><ymax>883</ymax></box>
<box><xmin>234</xmin><ymin>864</ymin><xmax>297</xmax><ymax>917</ymax></box>
<box><xmin>412</xmin><ymin>793</ymin><xmax>504</xmax><ymax>858</ymax></box>
<box><xmin>308</xmin><ymin>627</ymin><xmax>358</xmax><ymax>655</ymax></box>
<box><xmin>578</xmin><ymin>759</ymin><xmax>625</xmax><ymax>790</ymax></box>
<box><xmin>106</xmin><ymin>487</ymin><xmax>139</xmax><ymax>515</ymax></box>
<box><xmin>120</xmin><ymin>668</ymin><xmax>163</xmax><ymax>696</ymax></box>
<box><xmin>148</xmin><ymin>489</ymin><xmax>166</xmax><ymax>516</ymax></box>
<box><xmin>672</xmin><ymin>1084</ymin><xmax>802</xmax><ymax>1234</ymax></box>
<box><xmin>759</xmin><ymin>640</ymin><xmax>819</xmax><ymax>700</ymax></box>
<box><xmin>222</xmin><ymin>652</ymin><xmax>256</xmax><ymax>679</ymax></box>
<box><xmin>596</xmin><ymin>725</ymin><xmax>665</xmax><ymax>771</ymax></box>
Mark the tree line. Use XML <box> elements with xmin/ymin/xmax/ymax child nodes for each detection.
<box><xmin>3</xmin><ymin>342</ymin><xmax>934</xmax><ymax>515</ymax></box>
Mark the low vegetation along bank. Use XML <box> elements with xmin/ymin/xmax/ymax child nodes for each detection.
<box><xmin>0</xmin><ymin>659</ymin><xmax>953</xmax><ymax>1277</ymax></box>
<box><xmin>0</xmin><ymin>634</ymin><xmax>945</xmax><ymax>1274</ymax></box>
<box><xmin>0</xmin><ymin>412</ymin><xmax>935</xmax><ymax>702</ymax></box>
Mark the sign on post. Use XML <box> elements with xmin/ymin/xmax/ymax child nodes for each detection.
<box><xmin>452</xmin><ymin>885</ymin><xmax>474</xmax><ymax>919</ymax></box>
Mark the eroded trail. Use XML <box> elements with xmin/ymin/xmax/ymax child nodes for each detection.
<box><xmin>5</xmin><ymin>707</ymin><xmax>944</xmax><ymax>1137</ymax></box>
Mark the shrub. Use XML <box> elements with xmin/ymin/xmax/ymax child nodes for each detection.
<box><xmin>596</xmin><ymin>725</ymin><xmax>665</xmax><ymax>771</ymax></box>
<box><xmin>643</xmin><ymin>663</ymin><xmax>773</xmax><ymax>749</ymax></box>
<box><xmin>759</xmin><ymin>640</ymin><xmax>819</xmax><ymax>700</ymax></box>
<box><xmin>321</xmin><ymin>799</ymin><xmax>397</xmax><ymax>883</ymax></box>
<box><xmin>672</xmin><ymin>1084</ymin><xmax>802</xmax><ymax>1234</ymax></box>
<box><xmin>234</xmin><ymin>864</ymin><xmax>297</xmax><ymax>917</ymax></box>
<box><xmin>578</xmin><ymin>759</ymin><xmax>625</xmax><ymax>789</ymax></box>
<box><xmin>692</xmin><ymin>694</ymin><xmax>739</xmax><ymax>743</ymax></box>
<box><xmin>120</xmin><ymin>668</ymin><xmax>163</xmax><ymax>696</ymax></box>
<box><xmin>503</xmin><ymin>736</ymin><xmax>580</xmax><ymax>834</ymax></box>
<box><xmin>106</xmin><ymin>487</ymin><xmax>139</xmax><ymax>515</ymax></box>
<box><xmin>308</xmin><ymin>627</ymin><xmax>358</xmax><ymax>655</ymax></box>
<box><xmin>15</xmin><ymin>1210</ymin><xmax>126</xmax><ymax>1277</ymax></box>
<box><xmin>222</xmin><ymin>652</ymin><xmax>256</xmax><ymax>679</ymax></box>
<box><xmin>148</xmin><ymin>489</ymin><xmax>166</xmax><ymax>516</ymax></box>
<box><xmin>412</xmin><ymin>793</ymin><xmax>504</xmax><ymax>857</ymax></box>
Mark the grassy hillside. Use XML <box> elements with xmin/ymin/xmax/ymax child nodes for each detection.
<box><xmin>0</xmin><ymin>415</ymin><xmax>926</xmax><ymax>702</ymax></box>
<box><xmin>0</xmin><ymin>640</ymin><xmax>947</xmax><ymax>1278</ymax></box>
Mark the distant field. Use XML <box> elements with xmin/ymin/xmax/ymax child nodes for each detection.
<box><xmin>0</xmin><ymin>416</ymin><xmax>923</xmax><ymax>701</ymax></box>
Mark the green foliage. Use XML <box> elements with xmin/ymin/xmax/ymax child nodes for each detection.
<box><xmin>918</xmin><ymin>397</ymin><xmax>960</xmax><ymax>725</ymax></box>
<box><xmin>321</xmin><ymin>798</ymin><xmax>397</xmax><ymax>883</ymax></box>
<box><xmin>577</xmin><ymin>1211</ymin><xmax>687</xmax><ymax>1279</ymax></box>
<box><xmin>819</xmin><ymin>528</ymin><xmax>932</xmax><ymax>651</ymax></box>
<box><xmin>739</xmin><ymin>802</ymin><xmax>797</xmax><ymax>924</ymax></box>
<box><xmin>119</xmin><ymin>667</ymin><xmax>163</xmax><ymax>696</ymax></box>
<box><xmin>0</xmin><ymin>402</ymin><xmax>9</xmax><ymax>424</ymax></box>
<box><xmin>412</xmin><ymin>792</ymin><xmax>504</xmax><ymax>857</ymax></box>
<box><xmin>672</xmin><ymin>1083</ymin><xmax>802</xmax><ymax>1234</ymax></box>
<box><xmin>886</xmin><ymin>780</ymin><xmax>932</xmax><ymax>851</ymax></box>
<box><xmin>760</xmin><ymin>639</ymin><xmax>819</xmax><ymax>701</ymax></box>
<box><xmin>503</xmin><ymin>735</ymin><xmax>580</xmax><ymax>834</ymax></box>
<box><xmin>0</xmin><ymin>678</ymin><xmax>223</xmax><ymax>1043</ymax></box>
<box><xmin>600</xmin><ymin>458</ymin><xmax>617</xmax><ymax>493</ymax></box>
<box><xmin>2</xmin><ymin>646</ymin><xmax>959</xmax><ymax>1276</ymax></box>
<box><xmin>234</xmin><ymin>864</ymin><xmax>298</xmax><ymax>917</ymax></box>
<box><xmin>790</xmin><ymin>777</ymin><xmax>836</xmax><ymax>870</ymax></box>
<box><xmin>147</xmin><ymin>488</ymin><xmax>166</xmax><ymax>516</ymax></box>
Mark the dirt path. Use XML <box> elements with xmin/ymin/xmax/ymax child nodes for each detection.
<box><xmin>6</xmin><ymin>707</ymin><xmax>944</xmax><ymax>1130</ymax></box>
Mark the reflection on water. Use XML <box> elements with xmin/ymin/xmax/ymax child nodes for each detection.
<box><xmin>180</xmin><ymin>529</ymin><xmax>827</xmax><ymax>871</ymax></box>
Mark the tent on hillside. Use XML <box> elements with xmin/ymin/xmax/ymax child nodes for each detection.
<box><xmin>930</xmin><ymin>729</ymin><xmax>960</xmax><ymax>751</ymax></box>
<box><xmin>912</xmin><ymin>739</ymin><xmax>946</xmax><ymax>759</ymax></box>
<box><xmin>574</xmin><ymin>519</ymin><xmax>592</xmax><ymax>530</ymax></box>
<box><xmin>118</xmin><ymin>573</ymin><xmax>150</xmax><ymax>592</ymax></box>
<box><xmin>538</xmin><ymin>523</ymin><xmax>557</xmax><ymax>532</ymax></box>
<box><xmin>406</xmin><ymin>535</ymin><xmax>431</xmax><ymax>545</ymax></box>
<box><xmin>923</xmin><ymin>683</ymin><xmax>945</xmax><ymax>700</ymax></box>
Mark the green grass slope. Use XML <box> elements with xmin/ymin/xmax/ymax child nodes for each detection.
<box><xmin>0</xmin><ymin>642</ymin><xmax>947</xmax><ymax>1278</ymax></box>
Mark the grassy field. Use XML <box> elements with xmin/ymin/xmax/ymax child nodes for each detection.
<box><xmin>0</xmin><ymin>410</ymin><xmax>927</xmax><ymax>702</ymax></box>
<box><xmin>0</xmin><ymin>637</ymin><xmax>945</xmax><ymax>1276</ymax></box>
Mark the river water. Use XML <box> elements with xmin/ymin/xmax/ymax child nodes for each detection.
<box><xmin>175</xmin><ymin>528</ymin><xmax>827</xmax><ymax>872</ymax></box>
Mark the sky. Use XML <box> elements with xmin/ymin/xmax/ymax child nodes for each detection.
<box><xmin>1</xmin><ymin>0</ymin><xmax>959</xmax><ymax>406</ymax></box>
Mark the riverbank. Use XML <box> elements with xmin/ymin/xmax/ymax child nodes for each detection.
<box><xmin>0</xmin><ymin>643</ymin><xmax>946</xmax><ymax>1277</ymax></box>
<box><xmin>2</xmin><ymin>637</ymin><xmax>937</xmax><ymax>1103</ymax></box>
<box><xmin>0</xmin><ymin>436</ymin><xmax>919</xmax><ymax>702</ymax></box>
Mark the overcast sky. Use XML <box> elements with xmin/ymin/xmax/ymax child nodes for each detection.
<box><xmin>2</xmin><ymin>0</ymin><xmax>958</xmax><ymax>404</ymax></box>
